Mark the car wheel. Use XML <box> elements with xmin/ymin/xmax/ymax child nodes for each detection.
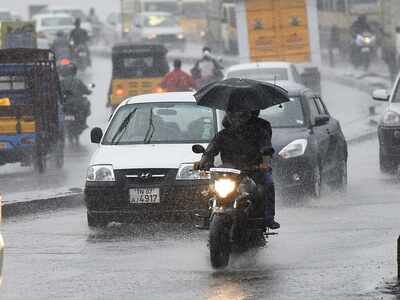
<box><xmin>379</xmin><ymin>149</ymin><xmax>394</xmax><ymax>173</ymax></box>
<box><xmin>333</xmin><ymin>159</ymin><xmax>348</xmax><ymax>192</ymax></box>
<box><xmin>87</xmin><ymin>211</ymin><xmax>109</xmax><ymax>228</ymax></box>
<box><xmin>308</xmin><ymin>165</ymin><xmax>322</xmax><ymax>198</ymax></box>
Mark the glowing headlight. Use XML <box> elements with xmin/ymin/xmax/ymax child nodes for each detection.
<box><xmin>177</xmin><ymin>33</ymin><xmax>184</xmax><ymax>39</ymax></box>
<box><xmin>279</xmin><ymin>139</ymin><xmax>308</xmax><ymax>159</ymax></box>
<box><xmin>364</xmin><ymin>37</ymin><xmax>371</xmax><ymax>44</ymax></box>
<box><xmin>214</xmin><ymin>178</ymin><xmax>236</xmax><ymax>198</ymax></box>
<box><xmin>382</xmin><ymin>111</ymin><xmax>400</xmax><ymax>126</ymax></box>
<box><xmin>176</xmin><ymin>163</ymin><xmax>210</xmax><ymax>180</ymax></box>
<box><xmin>87</xmin><ymin>165</ymin><xmax>115</xmax><ymax>182</ymax></box>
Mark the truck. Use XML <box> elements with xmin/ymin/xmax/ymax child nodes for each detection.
<box><xmin>234</xmin><ymin>0</ymin><xmax>321</xmax><ymax>93</ymax></box>
<box><xmin>0</xmin><ymin>21</ymin><xmax>37</xmax><ymax>49</ymax></box>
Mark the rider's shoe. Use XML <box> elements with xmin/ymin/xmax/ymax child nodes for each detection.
<box><xmin>265</xmin><ymin>219</ymin><xmax>280</xmax><ymax>230</ymax></box>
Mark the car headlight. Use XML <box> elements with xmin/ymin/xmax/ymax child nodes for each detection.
<box><xmin>215</xmin><ymin>178</ymin><xmax>236</xmax><ymax>198</ymax></box>
<box><xmin>176</xmin><ymin>163</ymin><xmax>210</xmax><ymax>180</ymax></box>
<box><xmin>177</xmin><ymin>33</ymin><xmax>184</xmax><ymax>39</ymax></box>
<box><xmin>279</xmin><ymin>139</ymin><xmax>308</xmax><ymax>159</ymax></box>
<box><xmin>87</xmin><ymin>165</ymin><xmax>115</xmax><ymax>182</ymax></box>
<box><xmin>382</xmin><ymin>111</ymin><xmax>400</xmax><ymax>126</ymax></box>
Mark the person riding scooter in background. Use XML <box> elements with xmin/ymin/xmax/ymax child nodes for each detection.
<box><xmin>160</xmin><ymin>59</ymin><xmax>197</xmax><ymax>92</ymax></box>
<box><xmin>191</xmin><ymin>47</ymin><xmax>224</xmax><ymax>88</ymax></box>
<box><xmin>350</xmin><ymin>15</ymin><xmax>376</xmax><ymax>70</ymax></box>
<box><xmin>51</xmin><ymin>31</ymin><xmax>72</xmax><ymax>66</ymax></box>
<box><xmin>69</xmin><ymin>18</ymin><xmax>91</xmax><ymax>67</ymax></box>
<box><xmin>59</xmin><ymin>63</ymin><xmax>91</xmax><ymax>147</ymax></box>
<box><xmin>194</xmin><ymin>109</ymin><xmax>280</xmax><ymax>230</ymax></box>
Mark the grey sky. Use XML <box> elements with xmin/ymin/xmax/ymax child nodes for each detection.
<box><xmin>5</xmin><ymin>0</ymin><xmax>120</xmax><ymax>20</ymax></box>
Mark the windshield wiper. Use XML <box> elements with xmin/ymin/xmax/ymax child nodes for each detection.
<box><xmin>144</xmin><ymin>108</ymin><xmax>155</xmax><ymax>144</ymax></box>
<box><xmin>111</xmin><ymin>108</ymin><xmax>137</xmax><ymax>144</ymax></box>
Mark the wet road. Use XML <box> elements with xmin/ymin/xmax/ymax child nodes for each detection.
<box><xmin>2</xmin><ymin>137</ymin><xmax>400</xmax><ymax>299</ymax></box>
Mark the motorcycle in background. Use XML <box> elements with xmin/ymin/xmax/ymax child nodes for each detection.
<box><xmin>70</xmin><ymin>41</ymin><xmax>91</xmax><ymax>72</ymax></box>
<box><xmin>351</xmin><ymin>31</ymin><xmax>376</xmax><ymax>71</ymax></box>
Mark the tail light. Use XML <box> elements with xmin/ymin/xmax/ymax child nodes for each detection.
<box><xmin>115</xmin><ymin>86</ymin><xmax>125</xmax><ymax>97</ymax></box>
<box><xmin>154</xmin><ymin>86</ymin><xmax>165</xmax><ymax>93</ymax></box>
<box><xmin>59</xmin><ymin>58</ymin><xmax>71</xmax><ymax>66</ymax></box>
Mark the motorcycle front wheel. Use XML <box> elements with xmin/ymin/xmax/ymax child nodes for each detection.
<box><xmin>209</xmin><ymin>214</ymin><xmax>231</xmax><ymax>269</ymax></box>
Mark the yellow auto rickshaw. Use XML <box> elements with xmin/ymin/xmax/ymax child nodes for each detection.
<box><xmin>108</xmin><ymin>43</ymin><xmax>169</xmax><ymax>108</ymax></box>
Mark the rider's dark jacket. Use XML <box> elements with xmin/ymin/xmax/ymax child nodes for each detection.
<box><xmin>199</xmin><ymin>116</ymin><xmax>274</xmax><ymax>170</ymax></box>
<box><xmin>69</xmin><ymin>28</ymin><xmax>89</xmax><ymax>46</ymax></box>
<box><xmin>350</xmin><ymin>20</ymin><xmax>371</xmax><ymax>37</ymax></box>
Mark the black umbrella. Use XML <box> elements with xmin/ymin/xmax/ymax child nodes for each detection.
<box><xmin>194</xmin><ymin>78</ymin><xmax>290</xmax><ymax>112</ymax></box>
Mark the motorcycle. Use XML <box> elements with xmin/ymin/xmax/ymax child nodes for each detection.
<box><xmin>64</xmin><ymin>83</ymin><xmax>94</xmax><ymax>147</ymax></box>
<box><xmin>192</xmin><ymin>144</ymin><xmax>276</xmax><ymax>269</ymax></box>
<box><xmin>351</xmin><ymin>31</ymin><xmax>376</xmax><ymax>71</ymax></box>
<box><xmin>70</xmin><ymin>42</ymin><xmax>91</xmax><ymax>71</ymax></box>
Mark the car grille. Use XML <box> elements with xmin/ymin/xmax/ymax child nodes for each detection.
<box><xmin>381</xmin><ymin>127</ymin><xmax>400</xmax><ymax>146</ymax></box>
<box><xmin>156</xmin><ymin>34</ymin><xmax>178</xmax><ymax>43</ymax></box>
<box><xmin>115</xmin><ymin>168</ymin><xmax>172</xmax><ymax>186</ymax></box>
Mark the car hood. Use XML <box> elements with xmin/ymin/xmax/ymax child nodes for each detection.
<box><xmin>272</xmin><ymin>127</ymin><xmax>309</xmax><ymax>154</ymax></box>
<box><xmin>142</xmin><ymin>26</ymin><xmax>182</xmax><ymax>35</ymax></box>
<box><xmin>90</xmin><ymin>144</ymin><xmax>205</xmax><ymax>170</ymax></box>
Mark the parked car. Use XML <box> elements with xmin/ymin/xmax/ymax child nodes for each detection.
<box><xmin>85</xmin><ymin>92</ymin><xmax>217</xmax><ymax>226</ymax></box>
<box><xmin>373</xmin><ymin>84</ymin><xmax>400</xmax><ymax>173</ymax></box>
<box><xmin>33</xmin><ymin>13</ymin><xmax>75</xmax><ymax>48</ymax></box>
<box><xmin>259</xmin><ymin>81</ymin><xmax>347</xmax><ymax>196</ymax></box>
<box><xmin>132</xmin><ymin>12</ymin><xmax>186</xmax><ymax>51</ymax></box>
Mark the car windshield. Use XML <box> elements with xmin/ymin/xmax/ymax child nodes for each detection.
<box><xmin>144</xmin><ymin>2</ymin><xmax>180</xmax><ymax>14</ymax></box>
<box><xmin>143</xmin><ymin>14</ymin><xmax>178</xmax><ymax>27</ymax></box>
<box><xmin>259</xmin><ymin>97</ymin><xmax>305</xmax><ymax>128</ymax></box>
<box><xmin>41</xmin><ymin>17</ymin><xmax>74</xmax><ymax>27</ymax></box>
<box><xmin>102</xmin><ymin>102</ymin><xmax>216</xmax><ymax>145</ymax></box>
<box><xmin>227</xmin><ymin>68</ymin><xmax>289</xmax><ymax>81</ymax></box>
<box><xmin>391</xmin><ymin>85</ymin><xmax>400</xmax><ymax>103</ymax></box>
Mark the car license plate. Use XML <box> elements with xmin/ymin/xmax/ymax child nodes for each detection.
<box><xmin>361</xmin><ymin>47</ymin><xmax>370</xmax><ymax>53</ymax></box>
<box><xmin>130</xmin><ymin>188</ymin><xmax>160</xmax><ymax>204</ymax></box>
<box><xmin>65</xmin><ymin>115</ymin><xmax>75</xmax><ymax>121</ymax></box>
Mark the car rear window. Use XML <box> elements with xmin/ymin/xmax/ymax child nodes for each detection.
<box><xmin>259</xmin><ymin>97</ymin><xmax>305</xmax><ymax>128</ymax></box>
<box><xmin>102</xmin><ymin>102</ymin><xmax>216</xmax><ymax>145</ymax></box>
<box><xmin>227</xmin><ymin>68</ymin><xmax>289</xmax><ymax>82</ymax></box>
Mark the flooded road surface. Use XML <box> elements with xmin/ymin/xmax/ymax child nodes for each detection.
<box><xmin>2</xmin><ymin>137</ymin><xmax>400</xmax><ymax>300</ymax></box>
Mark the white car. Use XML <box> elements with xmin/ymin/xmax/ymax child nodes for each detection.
<box><xmin>33</xmin><ymin>13</ymin><xmax>75</xmax><ymax>48</ymax></box>
<box><xmin>133</xmin><ymin>12</ymin><xmax>186</xmax><ymax>50</ymax></box>
<box><xmin>225</xmin><ymin>61</ymin><xmax>303</xmax><ymax>84</ymax></box>
<box><xmin>40</xmin><ymin>7</ymin><xmax>93</xmax><ymax>38</ymax></box>
<box><xmin>84</xmin><ymin>92</ymin><xmax>220</xmax><ymax>226</ymax></box>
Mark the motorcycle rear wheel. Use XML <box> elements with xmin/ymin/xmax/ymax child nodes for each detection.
<box><xmin>209</xmin><ymin>214</ymin><xmax>231</xmax><ymax>269</ymax></box>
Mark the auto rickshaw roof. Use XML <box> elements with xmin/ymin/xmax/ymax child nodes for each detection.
<box><xmin>111</xmin><ymin>43</ymin><xmax>168</xmax><ymax>56</ymax></box>
<box><xmin>0</xmin><ymin>48</ymin><xmax>56</xmax><ymax>64</ymax></box>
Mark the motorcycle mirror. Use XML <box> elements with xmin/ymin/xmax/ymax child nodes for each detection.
<box><xmin>192</xmin><ymin>144</ymin><xmax>206</xmax><ymax>154</ymax></box>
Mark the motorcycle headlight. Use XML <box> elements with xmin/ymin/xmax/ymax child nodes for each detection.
<box><xmin>177</xmin><ymin>33</ymin><xmax>184</xmax><ymax>39</ymax></box>
<box><xmin>279</xmin><ymin>139</ymin><xmax>308</xmax><ymax>159</ymax></box>
<box><xmin>382</xmin><ymin>111</ymin><xmax>400</xmax><ymax>126</ymax></box>
<box><xmin>214</xmin><ymin>178</ymin><xmax>236</xmax><ymax>198</ymax></box>
<box><xmin>176</xmin><ymin>163</ymin><xmax>210</xmax><ymax>180</ymax></box>
<box><xmin>364</xmin><ymin>37</ymin><xmax>371</xmax><ymax>44</ymax></box>
<box><xmin>87</xmin><ymin>165</ymin><xmax>115</xmax><ymax>182</ymax></box>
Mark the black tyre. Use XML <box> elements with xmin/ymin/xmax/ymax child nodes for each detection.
<box><xmin>380</xmin><ymin>149</ymin><xmax>394</xmax><ymax>173</ymax></box>
<box><xmin>34</xmin><ymin>153</ymin><xmax>46</xmax><ymax>173</ymax></box>
<box><xmin>333</xmin><ymin>159</ymin><xmax>348</xmax><ymax>192</ymax></box>
<box><xmin>209</xmin><ymin>215</ymin><xmax>231</xmax><ymax>269</ymax></box>
<box><xmin>87</xmin><ymin>211</ymin><xmax>109</xmax><ymax>228</ymax></box>
<box><xmin>308</xmin><ymin>165</ymin><xmax>322</xmax><ymax>198</ymax></box>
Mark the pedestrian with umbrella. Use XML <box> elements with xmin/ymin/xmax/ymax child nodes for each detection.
<box><xmin>193</xmin><ymin>78</ymin><xmax>289</xmax><ymax>230</ymax></box>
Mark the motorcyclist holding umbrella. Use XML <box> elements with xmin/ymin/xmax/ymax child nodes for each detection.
<box><xmin>193</xmin><ymin>78</ymin><xmax>289</xmax><ymax>230</ymax></box>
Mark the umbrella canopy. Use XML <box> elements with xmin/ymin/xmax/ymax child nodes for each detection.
<box><xmin>194</xmin><ymin>78</ymin><xmax>290</xmax><ymax>112</ymax></box>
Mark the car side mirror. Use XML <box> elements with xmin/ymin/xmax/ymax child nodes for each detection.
<box><xmin>372</xmin><ymin>89</ymin><xmax>390</xmax><ymax>101</ymax></box>
<box><xmin>91</xmin><ymin>127</ymin><xmax>103</xmax><ymax>144</ymax></box>
<box><xmin>192</xmin><ymin>144</ymin><xmax>205</xmax><ymax>154</ymax></box>
<box><xmin>315</xmin><ymin>114</ymin><xmax>330</xmax><ymax>126</ymax></box>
